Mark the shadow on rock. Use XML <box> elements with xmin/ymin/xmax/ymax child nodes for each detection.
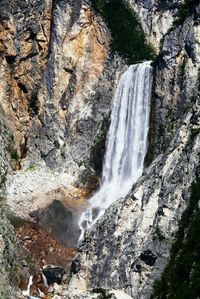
<box><xmin>30</xmin><ymin>200</ymin><xmax>81</xmax><ymax>247</ymax></box>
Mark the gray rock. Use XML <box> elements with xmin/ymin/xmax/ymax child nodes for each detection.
<box><xmin>0</xmin><ymin>119</ymin><xmax>21</xmax><ymax>297</ymax></box>
<box><xmin>128</xmin><ymin>0</ymin><xmax>184</xmax><ymax>51</ymax></box>
<box><xmin>26</xmin><ymin>0</ymin><xmax>127</xmax><ymax>186</ymax></box>
<box><xmin>153</xmin><ymin>12</ymin><xmax>200</xmax><ymax>155</ymax></box>
<box><xmin>69</xmin><ymin>100</ymin><xmax>200</xmax><ymax>299</ymax></box>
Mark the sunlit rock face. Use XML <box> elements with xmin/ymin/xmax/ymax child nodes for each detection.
<box><xmin>154</xmin><ymin>13</ymin><xmax>200</xmax><ymax>154</ymax></box>
<box><xmin>66</xmin><ymin>4</ymin><xmax>200</xmax><ymax>299</ymax></box>
<box><xmin>128</xmin><ymin>1</ymin><xmax>200</xmax><ymax>157</ymax></box>
<box><xmin>0</xmin><ymin>0</ymin><xmax>52</xmax><ymax>146</ymax></box>
<box><xmin>128</xmin><ymin>0</ymin><xmax>184</xmax><ymax>51</ymax></box>
<box><xmin>69</xmin><ymin>99</ymin><xmax>200</xmax><ymax>299</ymax></box>
<box><xmin>2</xmin><ymin>0</ymin><xmax>127</xmax><ymax>216</ymax></box>
<box><xmin>0</xmin><ymin>0</ymin><xmax>126</xmax><ymax>181</ymax></box>
<box><xmin>0</xmin><ymin>1</ymin><xmax>200</xmax><ymax>298</ymax></box>
<box><xmin>26</xmin><ymin>1</ymin><xmax>123</xmax><ymax>180</ymax></box>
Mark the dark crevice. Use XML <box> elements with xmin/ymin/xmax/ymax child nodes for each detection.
<box><xmin>17</xmin><ymin>82</ymin><xmax>28</xmax><ymax>94</ymax></box>
<box><xmin>37</xmin><ymin>43</ymin><xmax>43</xmax><ymax>51</ymax></box>
<box><xmin>5</xmin><ymin>55</ymin><xmax>16</xmax><ymax>64</ymax></box>
<box><xmin>20</xmin><ymin>51</ymin><xmax>38</xmax><ymax>62</ymax></box>
<box><xmin>41</xmin><ymin>147</ymin><xmax>55</xmax><ymax>159</ymax></box>
<box><xmin>25</xmin><ymin>31</ymin><xmax>37</xmax><ymax>41</ymax></box>
<box><xmin>140</xmin><ymin>250</ymin><xmax>157</xmax><ymax>267</ymax></box>
<box><xmin>28</xmin><ymin>92</ymin><xmax>40</xmax><ymax>116</ymax></box>
<box><xmin>20</xmin><ymin>135</ymin><xmax>29</xmax><ymax>159</ymax></box>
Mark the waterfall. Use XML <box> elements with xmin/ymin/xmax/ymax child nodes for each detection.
<box><xmin>79</xmin><ymin>62</ymin><xmax>153</xmax><ymax>240</ymax></box>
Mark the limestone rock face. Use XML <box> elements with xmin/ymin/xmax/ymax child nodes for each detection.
<box><xmin>0</xmin><ymin>208</ymin><xmax>20</xmax><ymax>299</ymax></box>
<box><xmin>0</xmin><ymin>118</ymin><xmax>13</xmax><ymax>196</ymax></box>
<box><xmin>123</xmin><ymin>2</ymin><xmax>200</xmax><ymax>159</ymax></box>
<box><xmin>128</xmin><ymin>0</ymin><xmax>183</xmax><ymax>51</ymax></box>
<box><xmin>0</xmin><ymin>1</ymin><xmax>200</xmax><ymax>298</ymax></box>
<box><xmin>27</xmin><ymin>0</ymin><xmax>123</xmax><ymax>178</ymax></box>
<box><xmin>69</xmin><ymin>100</ymin><xmax>200</xmax><ymax>299</ymax></box>
<box><xmin>0</xmin><ymin>0</ymin><xmax>121</xmax><ymax>231</ymax></box>
<box><xmin>0</xmin><ymin>119</ymin><xmax>21</xmax><ymax>298</ymax></box>
<box><xmin>2</xmin><ymin>0</ymin><xmax>126</xmax><ymax>213</ymax></box>
<box><xmin>0</xmin><ymin>0</ymin><xmax>51</xmax><ymax>147</ymax></box>
<box><xmin>154</xmin><ymin>12</ymin><xmax>200</xmax><ymax>154</ymax></box>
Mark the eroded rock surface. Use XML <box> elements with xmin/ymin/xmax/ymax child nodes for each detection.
<box><xmin>0</xmin><ymin>1</ymin><xmax>200</xmax><ymax>299</ymax></box>
<box><xmin>128</xmin><ymin>0</ymin><xmax>183</xmax><ymax>51</ymax></box>
<box><xmin>0</xmin><ymin>0</ymin><xmax>51</xmax><ymax>146</ymax></box>
<box><xmin>2</xmin><ymin>0</ymin><xmax>126</xmax><ymax>216</ymax></box>
<box><xmin>0</xmin><ymin>118</ymin><xmax>22</xmax><ymax>297</ymax></box>
<box><xmin>69</xmin><ymin>100</ymin><xmax>200</xmax><ymax>299</ymax></box>
<box><xmin>154</xmin><ymin>9</ymin><xmax>200</xmax><ymax>154</ymax></box>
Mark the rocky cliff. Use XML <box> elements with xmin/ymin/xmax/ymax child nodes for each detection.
<box><xmin>0</xmin><ymin>0</ymin><xmax>200</xmax><ymax>298</ymax></box>
<box><xmin>2</xmin><ymin>0</ymin><xmax>129</xmax><ymax>220</ymax></box>
<box><xmin>129</xmin><ymin>0</ymin><xmax>183</xmax><ymax>51</ymax></box>
<box><xmin>70</xmin><ymin>99</ymin><xmax>200</xmax><ymax>299</ymax></box>
<box><xmin>154</xmin><ymin>3</ymin><xmax>200</xmax><ymax>155</ymax></box>
<box><xmin>67</xmin><ymin>2</ymin><xmax>200</xmax><ymax>299</ymax></box>
<box><xmin>0</xmin><ymin>117</ymin><xmax>25</xmax><ymax>298</ymax></box>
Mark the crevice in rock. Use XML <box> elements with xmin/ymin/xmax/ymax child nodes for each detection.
<box><xmin>5</xmin><ymin>55</ymin><xmax>16</xmax><ymax>64</ymax></box>
<box><xmin>139</xmin><ymin>250</ymin><xmax>157</xmax><ymax>267</ymax></box>
<box><xmin>20</xmin><ymin>51</ymin><xmax>38</xmax><ymax>62</ymax></box>
<box><xmin>29</xmin><ymin>91</ymin><xmax>39</xmax><ymax>116</ymax></box>
<box><xmin>20</xmin><ymin>135</ymin><xmax>29</xmax><ymax>159</ymax></box>
<box><xmin>17</xmin><ymin>82</ymin><xmax>28</xmax><ymax>94</ymax></box>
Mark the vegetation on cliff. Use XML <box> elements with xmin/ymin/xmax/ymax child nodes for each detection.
<box><xmin>152</xmin><ymin>170</ymin><xmax>200</xmax><ymax>299</ymax></box>
<box><xmin>90</xmin><ymin>0</ymin><xmax>156</xmax><ymax>64</ymax></box>
<box><xmin>173</xmin><ymin>0</ymin><xmax>199</xmax><ymax>27</ymax></box>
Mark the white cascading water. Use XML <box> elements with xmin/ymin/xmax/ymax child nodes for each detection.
<box><xmin>78</xmin><ymin>62</ymin><xmax>153</xmax><ymax>240</ymax></box>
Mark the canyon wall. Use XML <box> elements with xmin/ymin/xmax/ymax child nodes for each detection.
<box><xmin>0</xmin><ymin>115</ymin><xmax>23</xmax><ymax>298</ymax></box>
<box><xmin>70</xmin><ymin>99</ymin><xmax>200</xmax><ymax>299</ymax></box>
<box><xmin>2</xmin><ymin>0</ymin><xmax>127</xmax><ymax>220</ymax></box>
<box><xmin>67</xmin><ymin>2</ymin><xmax>200</xmax><ymax>299</ymax></box>
<box><xmin>0</xmin><ymin>0</ymin><xmax>199</xmax><ymax>298</ymax></box>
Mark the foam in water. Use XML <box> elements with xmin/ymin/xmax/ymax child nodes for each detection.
<box><xmin>78</xmin><ymin>62</ymin><xmax>153</xmax><ymax>240</ymax></box>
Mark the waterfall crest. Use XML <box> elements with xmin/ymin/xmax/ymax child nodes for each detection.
<box><xmin>79</xmin><ymin>62</ymin><xmax>153</xmax><ymax>240</ymax></box>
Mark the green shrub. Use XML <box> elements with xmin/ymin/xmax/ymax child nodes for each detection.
<box><xmin>91</xmin><ymin>0</ymin><xmax>156</xmax><ymax>64</ymax></box>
